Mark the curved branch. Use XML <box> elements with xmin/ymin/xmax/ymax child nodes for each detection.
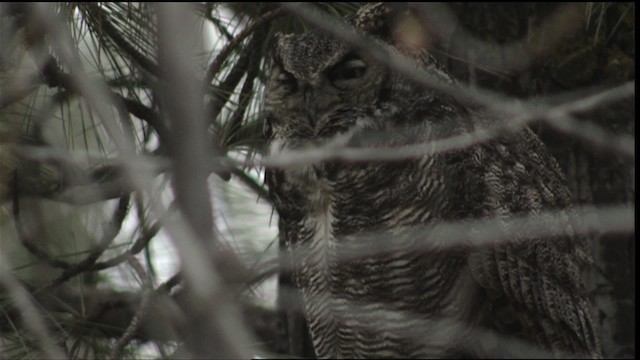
<box><xmin>108</xmin><ymin>256</ymin><xmax>153</xmax><ymax>360</ymax></box>
<box><xmin>12</xmin><ymin>173</ymin><xmax>73</xmax><ymax>270</ymax></box>
<box><xmin>88</xmin><ymin>221</ymin><xmax>161</xmax><ymax>271</ymax></box>
<box><xmin>34</xmin><ymin>195</ymin><xmax>131</xmax><ymax>294</ymax></box>
<box><xmin>118</xmin><ymin>96</ymin><xmax>169</xmax><ymax>144</ymax></box>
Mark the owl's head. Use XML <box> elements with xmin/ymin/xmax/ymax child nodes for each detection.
<box><xmin>264</xmin><ymin>4</ymin><xmax>443</xmax><ymax>145</ymax></box>
<box><xmin>265</xmin><ymin>27</ymin><xmax>388</xmax><ymax>142</ymax></box>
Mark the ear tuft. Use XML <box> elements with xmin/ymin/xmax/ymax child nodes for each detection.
<box><xmin>269</xmin><ymin>32</ymin><xmax>292</xmax><ymax>66</ymax></box>
<box><xmin>268</xmin><ymin>32</ymin><xmax>283</xmax><ymax>62</ymax></box>
<box><xmin>353</xmin><ymin>3</ymin><xmax>432</xmax><ymax>56</ymax></box>
<box><xmin>353</xmin><ymin>3</ymin><xmax>404</xmax><ymax>37</ymax></box>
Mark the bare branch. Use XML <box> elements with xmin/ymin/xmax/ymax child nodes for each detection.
<box><xmin>156</xmin><ymin>3</ymin><xmax>256</xmax><ymax>357</ymax></box>
<box><xmin>88</xmin><ymin>221</ymin><xmax>161</xmax><ymax>271</ymax></box>
<box><xmin>257</xmin><ymin>81</ymin><xmax>634</xmax><ymax>171</ymax></box>
<box><xmin>255</xmin><ymin>205</ymin><xmax>634</xmax><ymax>277</ymax></box>
<box><xmin>274</xmin><ymin>286</ymin><xmax>560</xmax><ymax>358</ymax></box>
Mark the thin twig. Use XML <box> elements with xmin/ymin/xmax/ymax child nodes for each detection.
<box><xmin>224</xmin><ymin>40</ymin><xmax>263</xmax><ymax>148</ymax></box>
<box><xmin>257</xmin><ymin>82</ymin><xmax>634</xmax><ymax>171</ymax></box>
<box><xmin>274</xmin><ymin>286</ymin><xmax>561</xmax><ymax>358</ymax></box>
<box><xmin>34</xmin><ymin>196</ymin><xmax>130</xmax><ymax>294</ymax></box>
<box><xmin>12</xmin><ymin>173</ymin><xmax>73</xmax><ymax>269</ymax></box>
<box><xmin>0</xmin><ymin>258</ymin><xmax>69</xmax><ymax>359</ymax></box>
<box><xmin>79</xmin><ymin>3</ymin><xmax>160</xmax><ymax>75</ymax></box>
<box><xmin>207</xmin><ymin>33</ymin><xmax>256</xmax><ymax>129</ymax></box>
<box><xmin>229</xmin><ymin>166</ymin><xmax>271</xmax><ymax>205</ymax></box>
<box><xmin>108</xmin><ymin>256</ymin><xmax>153</xmax><ymax>360</ymax></box>
<box><xmin>29</xmin><ymin>4</ymin><xmax>255</xmax><ymax>357</ymax></box>
<box><xmin>88</xmin><ymin>221</ymin><xmax>161</xmax><ymax>271</ymax></box>
<box><xmin>203</xmin><ymin>7</ymin><xmax>282</xmax><ymax>87</ymax></box>
<box><xmin>118</xmin><ymin>96</ymin><xmax>169</xmax><ymax>144</ymax></box>
<box><xmin>253</xmin><ymin>204</ymin><xmax>634</xmax><ymax>277</ymax></box>
<box><xmin>605</xmin><ymin>3</ymin><xmax>634</xmax><ymax>45</ymax></box>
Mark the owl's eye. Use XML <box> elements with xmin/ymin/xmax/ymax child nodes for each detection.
<box><xmin>275</xmin><ymin>70</ymin><xmax>298</xmax><ymax>93</ymax></box>
<box><xmin>330</xmin><ymin>59</ymin><xmax>367</xmax><ymax>85</ymax></box>
<box><xmin>276</xmin><ymin>71</ymin><xmax>293</xmax><ymax>82</ymax></box>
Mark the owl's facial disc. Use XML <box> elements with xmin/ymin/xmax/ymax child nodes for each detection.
<box><xmin>271</xmin><ymin>31</ymin><xmax>384</xmax><ymax>135</ymax></box>
<box><xmin>299</xmin><ymin>56</ymin><xmax>369</xmax><ymax>126</ymax></box>
<box><xmin>275</xmin><ymin>31</ymin><xmax>349</xmax><ymax>83</ymax></box>
<box><xmin>274</xmin><ymin>68</ymin><xmax>298</xmax><ymax>95</ymax></box>
<box><xmin>328</xmin><ymin>57</ymin><xmax>368</xmax><ymax>88</ymax></box>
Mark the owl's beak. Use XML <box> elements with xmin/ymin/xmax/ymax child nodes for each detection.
<box><xmin>303</xmin><ymin>87</ymin><xmax>317</xmax><ymax>127</ymax></box>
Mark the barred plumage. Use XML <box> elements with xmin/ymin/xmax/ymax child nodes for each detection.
<box><xmin>264</xmin><ymin>3</ymin><xmax>601</xmax><ymax>358</ymax></box>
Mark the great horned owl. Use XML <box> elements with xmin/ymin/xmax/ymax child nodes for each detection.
<box><xmin>263</xmin><ymin>4</ymin><xmax>601</xmax><ymax>358</ymax></box>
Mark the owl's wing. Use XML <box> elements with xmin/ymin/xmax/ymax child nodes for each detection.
<box><xmin>263</xmin><ymin>131</ymin><xmax>317</xmax><ymax>357</ymax></box>
<box><xmin>466</xmin><ymin>128</ymin><xmax>602</xmax><ymax>358</ymax></box>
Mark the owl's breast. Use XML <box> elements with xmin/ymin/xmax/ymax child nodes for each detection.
<box><xmin>275</xmin><ymin>157</ymin><xmax>476</xmax><ymax>357</ymax></box>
